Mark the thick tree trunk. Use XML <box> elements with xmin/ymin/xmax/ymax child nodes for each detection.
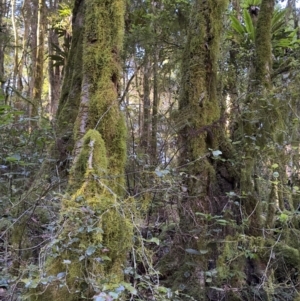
<box><xmin>19</xmin><ymin>0</ymin><xmax>132</xmax><ymax>299</ymax></box>
<box><xmin>241</xmin><ymin>0</ymin><xmax>275</xmax><ymax>236</ymax></box>
<box><xmin>160</xmin><ymin>1</ymin><xmax>234</xmax><ymax>299</ymax></box>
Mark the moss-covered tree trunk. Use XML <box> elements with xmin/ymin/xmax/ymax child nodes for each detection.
<box><xmin>11</xmin><ymin>0</ymin><xmax>85</xmax><ymax>270</ymax></box>
<box><xmin>240</xmin><ymin>0</ymin><xmax>275</xmax><ymax>236</ymax></box>
<box><xmin>140</xmin><ymin>52</ymin><xmax>151</xmax><ymax>157</ymax></box>
<box><xmin>10</xmin><ymin>0</ymin><xmax>131</xmax><ymax>299</ymax></box>
<box><xmin>47</xmin><ymin>0</ymin><xmax>61</xmax><ymax>119</ymax></box>
<box><xmin>218</xmin><ymin>1</ymin><xmax>300</xmax><ymax>300</ymax></box>
<box><xmin>31</xmin><ymin>0</ymin><xmax>45</xmax><ymax>118</ymax></box>
<box><xmin>32</xmin><ymin>0</ymin><xmax>131</xmax><ymax>298</ymax></box>
<box><xmin>160</xmin><ymin>1</ymin><xmax>237</xmax><ymax>299</ymax></box>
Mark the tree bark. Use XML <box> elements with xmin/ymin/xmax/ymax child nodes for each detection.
<box><xmin>160</xmin><ymin>0</ymin><xmax>234</xmax><ymax>299</ymax></box>
<box><xmin>241</xmin><ymin>0</ymin><xmax>275</xmax><ymax>236</ymax></box>
<box><xmin>47</xmin><ymin>0</ymin><xmax>61</xmax><ymax>118</ymax></box>
<box><xmin>140</xmin><ymin>52</ymin><xmax>151</xmax><ymax>158</ymax></box>
<box><xmin>31</xmin><ymin>0</ymin><xmax>46</xmax><ymax>118</ymax></box>
<box><xmin>23</xmin><ymin>0</ymin><xmax>131</xmax><ymax>299</ymax></box>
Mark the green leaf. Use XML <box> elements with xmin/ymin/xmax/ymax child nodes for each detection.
<box><xmin>185</xmin><ymin>248</ymin><xmax>201</xmax><ymax>255</ymax></box>
<box><xmin>79</xmin><ymin>255</ymin><xmax>85</xmax><ymax>261</ymax></box>
<box><xmin>40</xmin><ymin>278</ymin><xmax>48</xmax><ymax>285</ymax></box>
<box><xmin>24</xmin><ymin>279</ymin><xmax>39</xmax><ymax>288</ymax></box>
<box><xmin>210</xmin><ymin>286</ymin><xmax>224</xmax><ymax>291</ymax></box>
<box><xmin>199</xmin><ymin>250</ymin><xmax>208</xmax><ymax>254</ymax></box>
<box><xmin>116</xmin><ymin>285</ymin><xmax>125</xmax><ymax>292</ymax></box>
<box><xmin>144</xmin><ymin>237</ymin><xmax>160</xmax><ymax>245</ymax></box>
<box><xmin>272</xmin><ymin>9</ymin><xmax>286</xmax><ymax>34</ymax></box>
<box><xmin>155</xmin><ymin>168</ymin><xmax>170</xmax><ymax>177</ymax></box>
<box><xmin>86</xmin><ymin>245</ymin><xmax>96</xmax><ymax>256</ymax></box>
<box><xmin>109</xmin><ymin>292</ymin><xmax>119</xmax><ymax>299</ymax></box>
<box><xmin>101</xmin><ymin>255</ymin><xmax>111</xmax><ymax>261</ymax></box>
<box><xmin>243</xmin><ymin>10</ymin><xmax>255</xmax><ymax>41</ymax></box>
<box><xmin>157</xmin><ymin>286</ymin><xmax>168</xmax><ymax>293</ymax></box>
<box><xmin>228</xmin><ymin>191</ymin><xmax>237</xmax><ymax>197</ymax></box>
<box><xmin>216</xmin><ymin>219</ymin><xmax>228</xmax><ymax>225</ymax></box>
<box><xmin>87</xmin><ymin>226</ymin><xmax>93</xmax><ymax>233</ymax></box>
<box><xmin>57</xmin><ymin>272</ymin><xmax>66</xmax><ymax>279</ymax></box>
<box><xmin>121</xmin><ymin>282</ymin><xmax>137</xmax><ymax>295</ymax></box>
<box><xmin>63</xmin><ymin>259</ymin><xmax>71</xmax><ymax>264</ymax></box>
<box><xmin>230</xmin><ymin>15</ymin><xmax>246</xmax><ymax>35</ymax></box>
<box><xmin>5</xmin><ymin>154</ymin><xmax>21</xmax><ymax>162</ymax></box>
<box><xmin>279</xmin><ymin>213</ymin><xmax>289</xmax><ymax>222</ymax></box>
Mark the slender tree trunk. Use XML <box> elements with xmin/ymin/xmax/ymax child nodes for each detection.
<box><xmin>151</xmin><ymin>47</ymin><xmax>159</xmax><ymax>165</ymax></box>
<box><xmin>29</xmin><ymin>0</ymin><xmax>38</xmax><ymax>100</ymax></box>
<box><xmin>31</xmin><ymin>0</ymin><xmax>45</xmax><ymax>118</ymax></box>
<box><xmin>0</xmin><ymin>0</ymin><xmax>5</xmax><ymax>95</ymax></box>
<box><xmin>48</xmin><ymin>0</ymin><xmax>61</xmax><ymax>118</ymax></box>
<box><xmin>11</xmin><ymin>0</ymin><xmax>18</xmax><ymax>91</ymax></box>
<box><xmin>150</xmin><ymin>1</ymin><xmax>159</xmax><ymax>166</ymax></box>
<box><xmin>18</xmin><ymin>0</ymin><xmax>30</xmax><ymax>93</ymax></box>
<box><xmin>140</xmin><ymin>52</ymin><xmax>151</xmax><ymax>158</ymax></box>
<box><xmin>48</xmin><ymin>27</ymin><xmax>61</xmax><ymax>118</ymax></box>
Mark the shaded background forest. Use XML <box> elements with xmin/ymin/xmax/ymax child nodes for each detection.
<box><xmin>1</xmin><ymin>0</ymin><xmax>300</xmax><ymax>300</ymax></box>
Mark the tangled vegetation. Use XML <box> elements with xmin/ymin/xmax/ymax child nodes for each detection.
<box><xmin>1</xmin><ymin>0</ymin><xmax>300</xmax><ymax>300</ymax></box>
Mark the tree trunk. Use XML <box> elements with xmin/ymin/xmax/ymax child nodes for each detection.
<box><xmin>240</xmin><ymin>0</ymin><xmax>275</xmax><ymax>236</ymax></box>
<box><xmin>0</xmin><ymin>0</ymin><xmax>6</xmax><ymax>96</ymax></box>
<box><xmin>160</xmin><ymin>0</ymin><xmax>234</xmax><ymax>299</ymax></box>
<box><xmin>31</xmin><ymin>0</ymin><xmax>45</xmax><ymax>118</ymax></box>
<box><xmin>140</xmin><ymin>52</ymin><xmax>151</xmax><ymax>158</ymax></box>
<box><xmin>11</xmin><ymin>0</ymin><xmax>18</xmax><ymax>91</ymax></box>
<box><xmin>151</xmin><ymin>47</ymin><xmax>159</xmax><ymax>165</ymax></box>
<box><xmin>22</xmin><ymin>0</ymin><xmax>132</xmax><ymax>299</ymax></box>
<box><xmin>47</xmin><ymin>0</ymin><xmax>61</xmax><ymax>118</ymax></box>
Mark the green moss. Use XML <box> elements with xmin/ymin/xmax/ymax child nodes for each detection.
<box><xmin>265</xmin><ymin>184</ymin><xmax>277</xmax><ymax>228</ymax></box>
<box><xmin>32</xmin><ymin>130</ymin><xmax>132</xmax><ymax>300</ymax></box>
<box><xmin>217</xmin><ymin>236</ymin><xmax>246</xmax><ymax>287</ymax></box>
<box><xmin>29</xmin><ymin>0</ymin><xmax>130</xmax><ymax>298</ymax></box>
<box><xmin>167</xmin><ymin>1</ymin><xmax>230</xmax><ymax>298</ymax></box>
<box><xmin>293</xmin><ymin>294</ymin><xmax>300</xmax><ymax>301</ymax></box>
<box><xmin>275</xmin><ymin>242</ymin><xmax>300</xmax><ymax>268</ymax></box>
<box><xmin>255</xmin><ymin>0</ymin><xmax>274</xmax><ymax>88</ymax></box>
<box><xmin>69</xmin><ymin>129</ymin><xmax>108</xmax><ymax>190</ymax></box>
<box><xmin>56</xmin><ymin>0</ymin><xmax>84</xmax><ymax>138</ymax></box>
<box><xmin>77</xmin><ymin>0</ymin><xmax>127</xmax><ymax>196</ymax></box>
